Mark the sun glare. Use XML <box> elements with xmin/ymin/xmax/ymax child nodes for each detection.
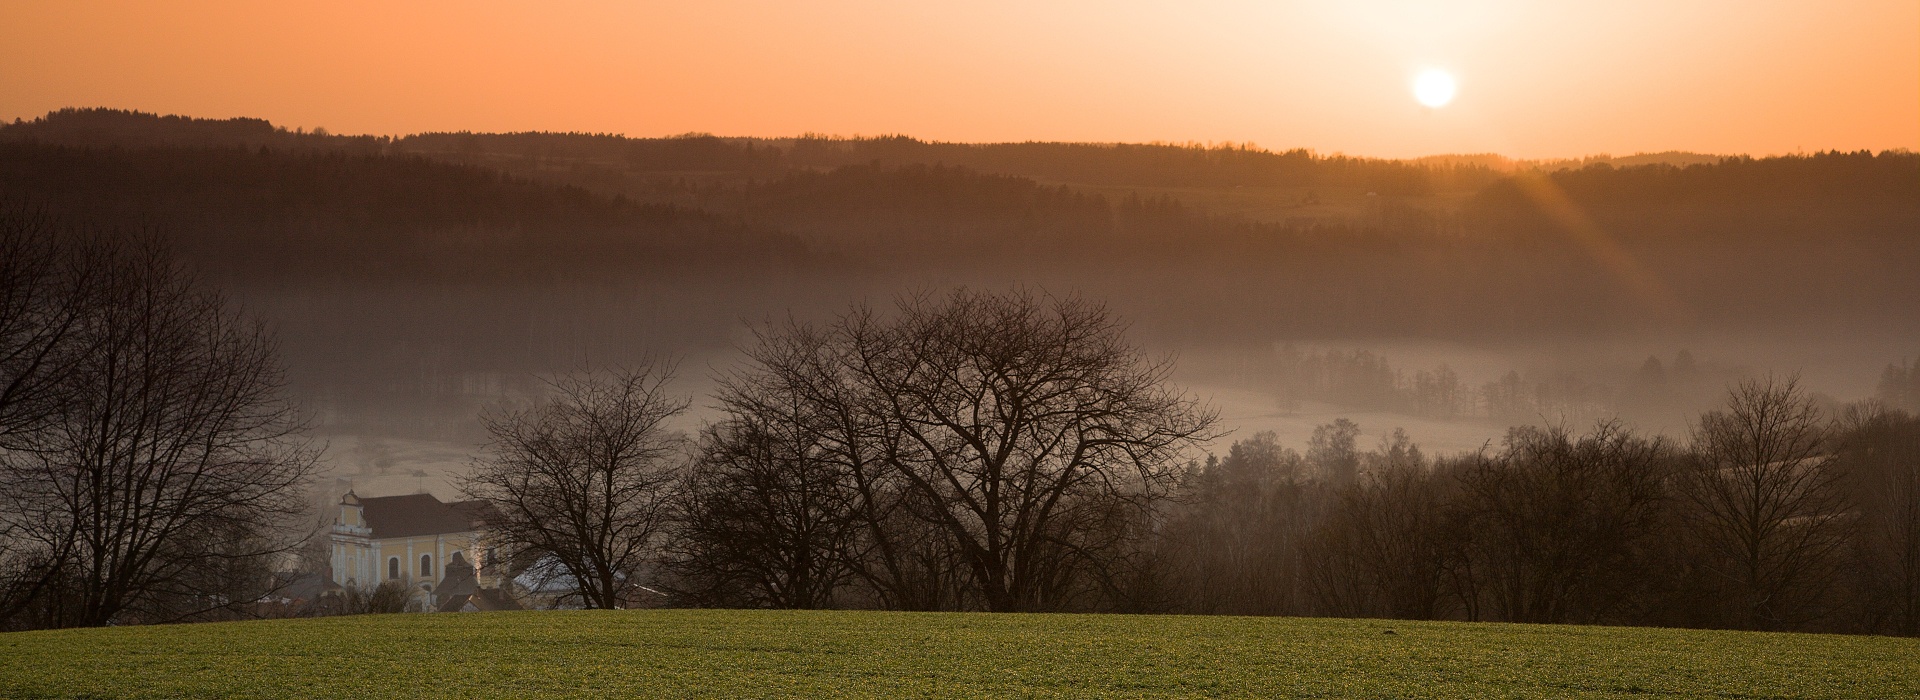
<box><xmin>1414</xmin><ymin>69</ymin><xmax>1456</xmax><ymax>108</ymax></box>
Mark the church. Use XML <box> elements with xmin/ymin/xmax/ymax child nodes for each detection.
<box><xmin>327</xmin><ymin>491</ymin><xmax>517</xmax><ymax>611</ymax></box>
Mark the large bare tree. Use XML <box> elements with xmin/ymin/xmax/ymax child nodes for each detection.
<box><xmin>710</xmin><ymin>320</ymin><xmax>961</xmax><ymax>611</ymax></box>
<box><xmin>465</xmin><ymin>362</ymin><xmax>688</xmax><ymax>609</ymax></box>
<box><xmin>1679</xmin><ymin>377</ymin><xmax>1849</xmax><ymax>630</ymax></box>
<box><xmin>0</xmin><ymin>232</ymin><xmax>316</xmax><ymax>627</ymax></box>
<box><xmin>715</xmin><ymin>289</ymin><xmax>1218</xmax><ymax>612</ymax></box>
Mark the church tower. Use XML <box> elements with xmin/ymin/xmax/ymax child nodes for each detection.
<box><xmin>329</xmin><ymin>491</ymin><xmax>375</xmax><ymax>588</ymax></box>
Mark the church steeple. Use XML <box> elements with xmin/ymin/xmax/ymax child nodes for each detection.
<box><xmin>339</xmin><ymin>490</ymin><xmax>365</xmax><ymax>528</ymax></box>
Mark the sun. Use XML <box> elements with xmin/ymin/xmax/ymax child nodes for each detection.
<box><xmin>1413</xmin><ymin>69</ymin><xmax>1457</xmax><ymax>108</ymax></box>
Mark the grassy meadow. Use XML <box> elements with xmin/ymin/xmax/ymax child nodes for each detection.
<box><xmin>0</xmin><ymin>609</ymin><xmax>1913</xmax><ymax>699</ymax></box>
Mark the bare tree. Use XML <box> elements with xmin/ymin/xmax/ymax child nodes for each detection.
<box><xmin>1678</xmin><ymin>377</ymin><xmax>1849</xmax><ymax>630</ymax></box>
<box><xmin>863</xmin><ymin>290</ymin><xmax>1219</xmax><ymax>611</ymax></box>
<box><xmin>714</xmin><ymin>320</ymin><xmax>963</xmax><ymax>611</ymax></box>
<box><xmin>666</xmin><ymin>413</ymin><xmax>863</xmax><ymax>608</ymax></box>
<box><xmin>464</xmin><ymin>362</ymin><xmax>688</xmax><ymax>610</ymax></box>
<box><xmin>0</xmin><ymin>233</ymin><xmax>317</xmax><ymax>627</ymax></box>
<box><xmin>718</xmin><ymin>289</ymin><xmax>1218</xmax><ymax>612</ymax></box>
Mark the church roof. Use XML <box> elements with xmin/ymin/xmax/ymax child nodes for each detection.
<box><xmin>359</xmin><ymin>494</ymin><xmax>490</xmax><ymax>539</ymax></box>
<box><xmin>448</xmin><ymin>499</ymin><xmax>500</xmax><ymax>526</ymax></box>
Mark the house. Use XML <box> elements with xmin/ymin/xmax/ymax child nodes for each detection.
<box><xmin>327</xmin><ymin>491</ymin><xmax>512</xmax><ymax>610</ymax></box>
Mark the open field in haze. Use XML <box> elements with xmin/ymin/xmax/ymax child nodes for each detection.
<box><xmin>0</xmin><ymin>609</ymin><xmax>1913</xmax><ymax>699</ymax></box>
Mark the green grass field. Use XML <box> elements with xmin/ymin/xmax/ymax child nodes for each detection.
<box><xmin>0</xmin><ymin>609</ymin><xmax>1913</xmax><ymax>698</ymax></box>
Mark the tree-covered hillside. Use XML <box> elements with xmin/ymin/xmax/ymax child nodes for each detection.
<box><xmin>3</xmin><ymin>108</ymin><xmax>1915</xmax><ymax>436</ymax></box>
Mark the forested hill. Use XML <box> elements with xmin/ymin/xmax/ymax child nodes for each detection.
<box><xmin>0</xmin><ymin>143</ymin><xmax>837</xmax><ymax>433</ymax></box>
<box><xmin>0</xmin><ymin>143</ymin><xmax>816</xmax><ymax>287</ymax></box>
<box><xmin>4</xmin><ymin>107</ymin><xmax>1917</xmax><ymax>437</ymax></box>
<box><xmin>1</xmin><ymin>108</ymin><xmax>1499</xmax><ymax>191</ymax></box>
<box><xmin>0</xmin><ymin>108</ymin><xmax>388</xmax><ymax>152</ymax></box>
<box><xmin>7</xmin><ymin>108</ymin><xmax>1910</xmax><ymax>213</ymax></box>
<box><xmin>3</xmin><ymin>108</ymin><xmax>1917</xmax><ymax>344</ymax></box>
<box><xmin>1468</xmin><ymin>150</ymin><xmax>1920</xmax><ymax>241</ymax></box>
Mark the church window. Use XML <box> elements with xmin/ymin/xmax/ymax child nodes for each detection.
<box><xmin>388</xmin><ymin>557</ymin><xmax>399</xmax><ymax>579</ymax></box>
<box><xmin>420</xmin><ymin>554</ymin><xmax>433</xmax><ymax>577</ymax></box>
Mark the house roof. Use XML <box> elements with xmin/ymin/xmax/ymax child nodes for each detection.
<box><xmin>359</xmin><ymin>494</ymin><xmax>488</xmax><ymax>539</ymax></box>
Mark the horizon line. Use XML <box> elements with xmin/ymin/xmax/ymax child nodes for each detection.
<box><xmin>10</xmin><ymin>106</ymin><xmax>1917</xmax><ymax>165</ymax></box>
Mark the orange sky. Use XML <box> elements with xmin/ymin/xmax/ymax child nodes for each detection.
<box><xmin>3</xmin><ymin>1</ymin><xmax>1915</xmax><ymax>159</ymax></box>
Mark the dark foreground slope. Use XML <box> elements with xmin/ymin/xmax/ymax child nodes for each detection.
<box><xmin>0</xmin><ymin>609</ymin><xmax>1913</xmax><ymax>699</ymax></box>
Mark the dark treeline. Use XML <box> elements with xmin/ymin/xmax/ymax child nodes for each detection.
<box><xmin>0</xmin><ymin>108</ymin><xmax>1503</xmax><ymax>192</ymax></box>
<box><xmin>0</xmin><ymin>108</ymin><xmax>391</xmax><ymax>153</ymax></box>
<box><xmin>403</xmin><ymin>132</ymin><xmax>1500</xmax><ymax>194</ymax></box>
<box><xmin>1154</xmin><ymin>385</ymin><xmax>1920</xmax><ymax>635</ymax></box>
